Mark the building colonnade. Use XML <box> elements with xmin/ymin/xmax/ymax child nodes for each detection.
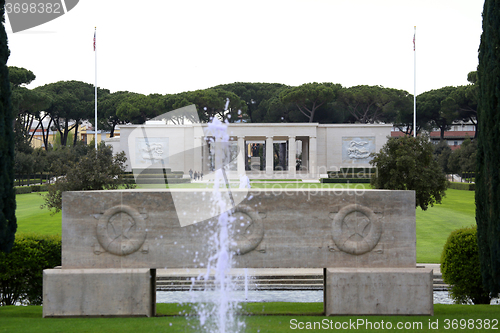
<box><xmin>192</xmin><ymin>135</ymin><xmax>318</xmax><ymax>178</ymax></box>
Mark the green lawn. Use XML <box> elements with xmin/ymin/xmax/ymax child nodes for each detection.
<box><xmin>416</xmin><ymin>189</ymin><xmax>475</xmax><ymax>263</ymax></box>
<box><xmin>1</xmin><ymin>304</ymin><xmax>499</xmax><ymax>333</ymax></box>
<box><xmin>15</xmin><ymin>186</ymin><xmax>474</xmax><ymax>263</ymax></box>
<box><xmin>15</xmin><ymin>193</ymin><xmax>62</xmax><ymax>235</ymax></box>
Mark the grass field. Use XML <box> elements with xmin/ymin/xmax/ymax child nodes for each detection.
<box><xmin>416</xmin><ymin>189</ymin><xmax>475</xmax><ymax>263</ymax></box>
<box><xmin>1</xmin><ymin>304</ymin><xmax>499</xmax><ymax>333</ymax></box>
<box><xmin>15</xmin><ymin>186</ymin><xmax>474</xmax><ymax>263</ymax></box>
<box><xmin>15</xmin><ymin>193</ymin><xmax>62</xmax><ymax>235</ymax></box>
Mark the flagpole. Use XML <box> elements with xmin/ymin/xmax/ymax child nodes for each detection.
<box><xmin>94</xmin><ymin>27</ymin><xmax>98</xmax><ymax>150</ymax></box>
<box><xmin>413</xmin><ymin>26</ymin><xmax>416</xmax><ymax>138</ymax></box>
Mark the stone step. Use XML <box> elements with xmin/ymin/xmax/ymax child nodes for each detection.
<box><xmin>433</xmin><ymin>284</ymin><xmax>449</xmax><ymax>291</ymax></box>
<box><xmin>157</xmin><ymin>279</ymin><xmax>323</xmax><ymax>286</ymax></box>
<box><xmin>156</xmin><ymin>274</ymin><xmax>449</xmax><ymax>291</ymax></box>
<box><xmin>157</xmin><ymin>284</ymin><xmax>324</xmax><ymax>291</ymax></box>
<box><xmin>157</xmin><ymin>275</ymin><xmax>323</xmax><ymax>281</ymax></box>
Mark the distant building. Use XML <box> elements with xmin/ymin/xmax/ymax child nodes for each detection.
<box><xmin>391</xmin><ymin>121</ymin><xmax>476</xmax><ymax>150</ymax></box>
<box><xmin>108</xmin><ymin>121</ymin><xmax>392</xmax><ymax>179</ymax></box>
<box><xmin>28</xmin><ymin>119</ymin><xmax>119</xmax><ymax>149</ymax></box>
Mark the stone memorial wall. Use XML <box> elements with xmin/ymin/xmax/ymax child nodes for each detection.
<box><xmin>43</xmin><ymin>189</ymin><xmax>433</xmax><ymax>317</ymax></box>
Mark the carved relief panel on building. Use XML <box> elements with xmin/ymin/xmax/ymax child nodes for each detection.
<box><xmin>342</xmin><ymin>136</ymin><xmax>375</xmax><ymax>164</ymax></box>
<box><xmin>135</xmin><ymin>137</ymin><xmax>169</xmax><ymax>166</ymax></box>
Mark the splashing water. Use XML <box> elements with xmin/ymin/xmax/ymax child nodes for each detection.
<box><xmin>190</xmin><ymin>117</ymin><xmax>245</xmax><ymax>333</ymax></box>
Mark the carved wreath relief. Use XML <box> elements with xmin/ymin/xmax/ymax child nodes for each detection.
<box><xmin>228</xmin><ymin>205</ymin><xmax>264</xmax><ymax>255</ymax></box>
<box><xmin>331</xmin><ymin>204</ymin><xmax>382</xmax><ymax>255</ymax></box>
<box><xmin>93</xmin><ymin>203</ymin><xmax>381</xmax><ymax>257</ymax></box>
<box><xmin>96</xmin><ymin>205</ymin><xmax>147</xmax><ymax>256</ymax></box>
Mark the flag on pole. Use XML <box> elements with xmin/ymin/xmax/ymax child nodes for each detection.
<box><xmin>94</xmin><ymin>27</ymin><xmax>98</xmax><ymax>149</ymax></box>
<box><xmin>413</xmin><ymin>29</ymin><xmax>415</xmax><ymax>51</ymax></box>
<box><xmin>413</xmin><ymin>26</ymin><xmax>417</xmax><ymax>138</ymax></box>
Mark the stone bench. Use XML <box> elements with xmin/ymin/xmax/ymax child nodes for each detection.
<box><xmin>43</xmin><ymin>189</ymin><xmax>433</xmax><ymax>317</ymax></box>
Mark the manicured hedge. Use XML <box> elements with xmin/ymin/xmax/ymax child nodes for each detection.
<box><xmin>14</xmin><ymin>185</ymin><xmax>50</xmax><ymax>195</ymax></box>
<box><xmin>14</xmin><ymin>186</ymin><xmax>32</xmax><ymax>194</ymax></box>
<box><xmin>327</xmin><ymin>168</ymin><xmax>376</xmax><ymax>179</ymax></box>
<box><xmin>0</xmin><ymin>233</ymin><xmax>61</xmax><ymax>305</ymax></box>
<box><xmin>134</xmin><ymin>178</ymin><xmax>191</xmax><ymax>184</ymax></box>
<box><xmin>30</xmin><ymin>184</ymin><xmax>49</xmax><ymax>192</ymax></box>
<box><xmin>448</xmin><ymin>182</ymin><xmax>475</xmax><ymax>191</ymax></box>
<box><xmin>321</xmin><ymin>178</ymin><xmax>371</xmax><ymax>183</ymax></box>
<box><xmin>441</xmin><ymin>226</ymin><xmax>491</xmax><ymax>304</ymax></box>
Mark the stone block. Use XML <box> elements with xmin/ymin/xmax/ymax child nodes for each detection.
<box><xmin>61</xmin><ymin>189</ymin><xmax>416</xmax><ymax>269</ymax></box>
<box><xmin>43</xmin><ymin>268</ymin><xmax>156</xmax><ymax>317</ymax></box>
<box><xmin>324</xmin><ymin>268</ymin><xmax>433</xmax><ymax>316</ymax></box>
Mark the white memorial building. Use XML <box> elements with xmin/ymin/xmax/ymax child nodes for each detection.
<box><xmin>108</xmin><ymin>121</ymin><xmax>392</xmax><ymax>179</ymax></box>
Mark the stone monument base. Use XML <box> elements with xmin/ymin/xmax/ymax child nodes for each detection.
<box><xmin>43</xmin><ymin>189</ymin><xmax>430</xmax><ymax>317</ymax></box>
<box><xmin>43</xmin><ymin>268</ymin><xmax>156</xmax><ymax>317</ymax></box>
<box><xmin>324</xmin><ymin>268</ymin><xmax>433</xmax><ymax>316</ymax></box>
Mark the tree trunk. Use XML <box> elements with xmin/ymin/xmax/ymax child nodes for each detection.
<box><xmin>73</xmin><ymin>121</ymin><xmax>79</xmax><ymax>146</ymax></box>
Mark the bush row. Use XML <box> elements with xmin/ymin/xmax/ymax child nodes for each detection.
<box><xmin>133</xmin><ymin>178</ymin><xmax>191</xmax><ymax>184</ymax></box>
<box><xmin>131</xmin><ymin>168</ymin><xmax>183</xmax><ymax>175</ymax></box>
<box><xmin>320</xmin><ymin>178</ymin><xmax>371</xmax><ymax>184</ymax></box>
<box><xmin>0</xmin><ymin>233</ymin><xmax>61</xmax><ymax>306</ymax></box>
<box><xmin>124</xmin><ymin>174</ymin><xmax>184</xmax><ymax>179</ymax></box>
<box><xmin>14</xmin><ymin>184</ymin><xmax>50</xmax><ymax>195</ymax></box>
<box><xmin>327</xmin><ymin>168</ymin><xmax>376</xmax><ymax>179</ymax></box>
<box><xmin>448</xmin><ymin>182</ymin><xmax>475</xmax><ymax>191</ymax></box>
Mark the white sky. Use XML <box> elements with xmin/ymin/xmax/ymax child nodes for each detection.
<box><xmin>5</xmin><ymin>0</ymin><xmax>484</xmax><ymax>96</ymax></box>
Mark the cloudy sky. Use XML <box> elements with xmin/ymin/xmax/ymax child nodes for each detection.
<box><xmin>5</xmin><ymin>0</ymin><xmax>484</xmax><ymax>96</ymax></box>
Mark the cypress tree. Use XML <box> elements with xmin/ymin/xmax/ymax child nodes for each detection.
<box><xmin>476</xmin><ymin>0</ymin><xmax>500</xmax><ymax>296</ymax></box>
<box><xmin>0</xmin><ymin>0</ymin><xmax>16</xmax><ymax>253</ymax></box>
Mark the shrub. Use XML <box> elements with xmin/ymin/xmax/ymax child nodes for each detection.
<box><xmin>43</xmin><ymin>144</ymin><xmax>134</xmax><ymax>213</ymax></box>
<box><xmin>320</xmin><ymin>178</ymin><xmax>370</xmax><ymax>184</ymax></box>
<box><xmin>30</xmin><ymin>184</ymin><xmax>49</xmax><ymax>192</ymax></box>
<box><xmin>0</xmin><ymin>233</ymin><xmax>61</xmax><ymax>305</ymax></box>
<box><xmin>14</xmin><ymin>186</ymin><xmax>32</xmax><ymax>194</ymax></box>
<box><xmin>370</xmin><ymin>135</ymin><xmax>448</xmax><ymax>211</ymax></box>
<box><xmin>448</xmin><ymin>182</ymin><xmax>475</xmax><ymax>191</ymax></box>
<box><xmin>441</xmin><ymin>226</ymin><xmax>491</xmax><ymax>304</ymax></box>
<box><xmin>327</xmin><ymin>168</ymin><xmax>376</xmax><ymax>179</ymax></box>
<box><xmin>14</xmin><ymin>184</ymin><xmax>50</xmax><ymax>195</ymax></box>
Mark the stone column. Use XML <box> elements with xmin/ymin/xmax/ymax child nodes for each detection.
<box><xmin>309</xmin><ymin>136</ymin><xmax>317</xmax><ymax>178</ymax></box>
<box><xmin>201</xmin><ymin>138</ymin><xmax>208</xmax><ymax>174</ymax></box>
<box><xmin>265</xmin><ymin>136</ymin><xmax>274</xmax><ymax>175</ymax></box>
<box><xmin>202</xmin><ymin>138</ymin><xmax>210</xmax><ymax>173</ymax></box>
<box><xmin>288</xmin><ymin>136</ymin><xmax>296</xmax><ymax>177</ymax></box>
<box><xmin>245</xmin><ymin>142</ymin><xmax>249</xmax><ymax>170</ymax></box>
<box><xmin>193</xmin><ymin>136</ymin><xmax>202</xmax><ymax>174</ymax></box>
<box><xmin>237</xmin><ymin>136</ymin><xmax>245</xmax><ymax>175</ymax></box>
<box><xmin>279</xmin><ymin>143</ymin><xmax>287</xmax><ymax>170</ymax></box>
<box><xmin>302</xmin><ymin>139</ymin><xmax>309</xmax><ymax>172</ymax></box>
